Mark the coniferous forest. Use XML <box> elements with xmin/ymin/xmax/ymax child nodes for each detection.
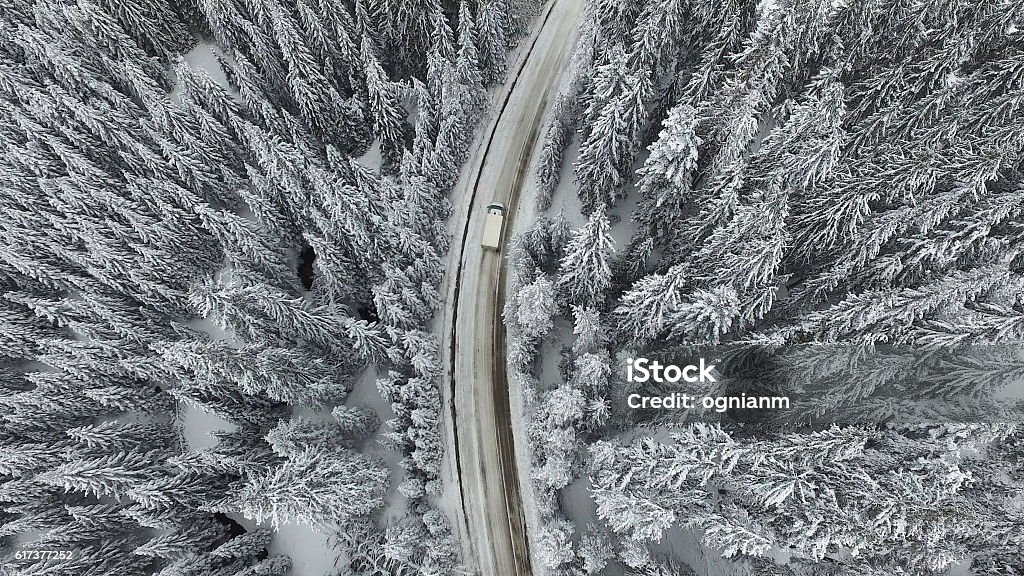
<box><xmin>507</xmin><ymin>0</ymin><xmax>1024</xmax><ymax>574</ymax></box>
<box><xmin>0</xmin><ymin>0</ymin><xmax>533</xmax><ymax>572</ymax></box>
<box><xmin>4</xmin><ymin>0</ymin><xmax>1024</xmax><ymax>573</ymax></box>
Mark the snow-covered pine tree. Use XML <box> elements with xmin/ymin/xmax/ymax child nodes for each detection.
<box><xmin>332</xmin><ymin>405</ymin><xmax>381</xmax><ymax>440</ymax></box>
<box><xmin>360</xmin><ymin>36</ymin><xmax>407</xmax><ymax>151</ymax></box>
<box><xmin>371</xmin><ymin>0</ymin><xmax>439</xmax><ymax>73</ymax></box>
<box><xmin>536</xmin><ymin>84</ymin><xmax>583</xmax><ymax>211</ymax></box>
<box><xmin>534</xmin><ymin>516</ymin><xmax>576</xmax><ymax>569</ymax></box>
<box><xmin>134</xmin><ymin>518</ymin><xmax>229</xmax><ymax>559</ymax></box>
<box><xmin>162</xmin><ymin>339</ymin><xmax>353</xmax><ymax>407</ymax></box>
<box><xmin>475</xmin><ymin>0</ymin><xmax>511</xmax><ymax>83</ymax></box>
<box><xmin>577</xmin><ymin>524</ymin><xmax>615</xmax><ymax>574</ymax></box>
<box><xmin>99</xmin><ymin>0</ymin><xmax>193</xmax><ymax>57</ymax></box>
<box><xmin>455</xmin><ymin>0</ymin><xmax>485</xmax><ymax>108</ymax></box>
<box><xmin>591</xmin><ymin>423</ymin><xmax>1024</xmax><ymax>572</ymax></box>
<box><xmin>426</xmin><ymin>7</ymin><xmax>456</xmax><ymax>93</ymax></box>
<box><xmin>515</xmin><ymin>275</ymin><xmax>557</xmax><ymax>340</ymax></box>
<box><xmin>573</xmin><ymin>46</ymin><xmax>631</xmax><ymax>213</ymax></box>
<box><xmin>557</xmin><ymin>203</ymin><xmax>615</xmax><ymax>308</ymax></box>
<box><xmin>238</xmin><ymin>446</ymin><xmax>388</xmax><ymax>529</ymax></box>
<box><xmin>629</xmin><ymin>103</ymin><xmax>701</xmax><ymax>271</ymax></box>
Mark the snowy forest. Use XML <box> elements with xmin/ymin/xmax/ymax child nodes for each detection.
<box><xmin>0</xmin><ymin>0</ymin><xmax>535</xmax><ymax>572</ymax></box>
<box><xmin>506</xmin><ymin>0</ymin><xmax>1024</xmax><ymax>575</ymax></box>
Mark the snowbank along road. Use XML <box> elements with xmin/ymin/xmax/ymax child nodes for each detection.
<box><xmin>447</xmin><ymin>0</ymin><xmax>586</xmax><ymax>573</ymax></box>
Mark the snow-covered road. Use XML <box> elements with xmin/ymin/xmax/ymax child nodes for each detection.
<box><xmin>435</xmin><ymin>0</ymin><xmax>586</xmax><ymax>573</ymax></box>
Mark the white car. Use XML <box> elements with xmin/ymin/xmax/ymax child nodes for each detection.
<box><xmin>481</xmin><ymin>202</ymin><xmax>506</xmax><ymax>249</ymax></box>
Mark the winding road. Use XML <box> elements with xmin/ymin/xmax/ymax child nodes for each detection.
<box><xmin>436</xmin><ymin>0</ymin><xmax>586</xmax><ymax>574</ymax></box>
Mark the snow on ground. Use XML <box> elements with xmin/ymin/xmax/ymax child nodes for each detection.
<box><xmin>356</xmin><ymin>140</ymin><xmax>384</xmax><ymax>171</ymax></box>
<box><xmin>170</xmin><ymin>42</ymin><xmax>234</xmax><ymax>102</ymax></box>
<box><xmin>184</xmin><ymin>315</ymin><xmax>235</xmax><ymax>342</ymax></box>
<box><xmin>343</xmin><ymin>366</ymin><xmax>409</xmax><ymax>525</ymax></box>
<box><xmin>537</xmin><ymin>320</ymin><xmax>571</xmax><ymax>388</ymax></box>
<box><xmin>994</xmin><ymin>376</ymin><xmax>1024</xmax><ymax>401</ymax></box>
<box><xmin>649</xmin><ymin>527</ymin><xmax>749</xmax><ymax>576</ymax></box>
<box><xmin>606</xmin><ymin>181</ymin><xmax>641</xmax><ymax>250</ymax></box>
<box><xmin>226</xmin><ymin>513</ymin><xmax>344</xmax><ymax>576</ymax></box>
<box><xmin>176</xmin><ymin>317</ymin><xmax>238</xmax><ymax>450</ymax></box>
<box><xmin>177</xmin><ymin>401</ymin><xmax>236</xmax><ymax>451</ymax></box>
<box><xmin>544</xmin><ymin>138</ymin><xmax>587</xmax><ymax>229</ymax></box>
<box><xmin>182</xmin><ymin>43</ymin><xmax>231</xmax><ymax>84</ymax></box>
<box><xmin>265</xmin><ymin>521</ymin><xmax>343</xmax><ymax>576</ymax></box>
<box><xmin>946</xmin><ymin>558</ymin><xmax>973</xmax><ymax>576</ymax></box>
